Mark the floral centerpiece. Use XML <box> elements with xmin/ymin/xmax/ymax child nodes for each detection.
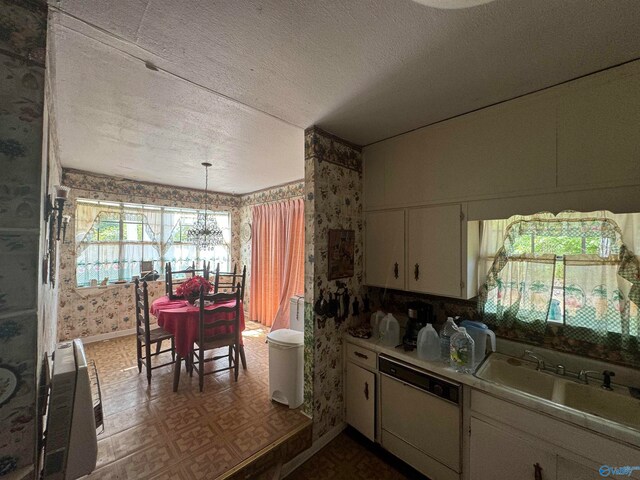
<box><xmin>176</xmin><ymin>276</ymin><xmax>213</xmax><ymax>304</ymax></box>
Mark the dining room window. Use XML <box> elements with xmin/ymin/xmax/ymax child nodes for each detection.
<box><xmin>75</xmin><ymin>200</ymin><xmax>230</xmax><ymax>287</ymax></box>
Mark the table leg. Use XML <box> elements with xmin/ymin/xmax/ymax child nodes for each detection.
<box><xmin>173</xmin><ymin>353</ymin><xmax>182</xmax><ymax>392</ymax></box>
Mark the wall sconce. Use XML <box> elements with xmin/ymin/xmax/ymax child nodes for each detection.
<box><xmin>45</xmin><ymin>186</ymin><xmax>69</xmax><ymax>241</ymax></box>
<box><xmin>61</xmin><ymin>215</ymin><xmax>71</xmax><ymax>243</ymax></box>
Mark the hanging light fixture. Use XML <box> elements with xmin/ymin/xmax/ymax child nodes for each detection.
<box><xmin>186</xmin><ymin>162</ymin><xmax>225</xmax><ymax>249</ymax></box>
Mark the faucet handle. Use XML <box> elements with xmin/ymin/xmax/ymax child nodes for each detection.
<box><xmin>602</xmin><ymin>370</ymin><xmax>616</xmax><ymax>391</ymax></box>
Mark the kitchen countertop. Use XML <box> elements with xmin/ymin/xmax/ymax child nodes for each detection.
<box><xmin>345</xmin><ymin>333</ymin><xmax>640</xmax><ymax>449</ymax></box>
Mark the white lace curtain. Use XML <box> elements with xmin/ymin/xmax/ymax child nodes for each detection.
<box><xmin>74</xmin><ymin>201</ymin><xmax>231</xmax><ymax>286</ymax></box>
<box><xmin>478</xmin><ymin>211</ymin><xmax>640</xmax><ymax>352</ymax></box>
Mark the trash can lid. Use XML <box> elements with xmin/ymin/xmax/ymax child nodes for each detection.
<box><xmin>267</xmin><ymin>328</ymin><xmax>304</xmax><ymax>346</ymax></box>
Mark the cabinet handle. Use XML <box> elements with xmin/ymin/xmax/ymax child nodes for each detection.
<box><xmin>414</xmin><ymin>263</ymin><xmax>420</xmax><ymax>281</ymax></box>
<box><xmin>533</xmin><ymin>463</ymin><xmax>542</xmax><ymax>480</ymax></box>
<box><xmin>393</xmin><ymin>262</ymin><xmax>399</xmax><ymax>279</ymax></box>
<box><xmin>354</xmin><ymin>351</ymin><xmax>368</xmax><ymax>360</ymax></box>
<box><xmin>364</xmin><ymin>381</ymin><xmax>369</xmax><ymax>400</ymax></box>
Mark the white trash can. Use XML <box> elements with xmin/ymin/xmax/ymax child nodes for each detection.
<box><xmin>267</xmin><ymin>328</ymin><xmax>304</xmax><ymax>409</ymax></box>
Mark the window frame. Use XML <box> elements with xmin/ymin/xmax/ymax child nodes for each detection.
<box><xmin>75</xmin><ymin>199</ymin><xmax>231</xmax><ymax>287</ymax></box>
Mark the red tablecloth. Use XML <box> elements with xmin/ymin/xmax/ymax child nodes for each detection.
<box><xmin>151</xmin><ymin>295</ymin><xmax>245</xmax><ymax>357</ymax></box>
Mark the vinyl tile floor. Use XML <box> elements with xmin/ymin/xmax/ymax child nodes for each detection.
<box><xmin>287</xmin><ymin>428</ymin><xmax>428</xmax><ymax>480</ymax></box>
<box><xmin>82</xmin><ymin>321</ymin><xmax>310</xmax><ymax>480</ymax></box>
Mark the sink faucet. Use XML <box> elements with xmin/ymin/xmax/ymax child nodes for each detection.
<box><xmin>524</xmin><ymin>350</ymin><xmax>545</xmax><ymax>371</ymax></box>
<box><xmin>579</xmin><ymin>370</ymin><xmax>600</xmax><ymax>385</ymax></box>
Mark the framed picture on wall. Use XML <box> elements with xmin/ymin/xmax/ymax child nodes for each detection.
<box><xmin>328</xmin><ymin>229</ymin><xmax>355</xmax><ymax>280</ymax></box>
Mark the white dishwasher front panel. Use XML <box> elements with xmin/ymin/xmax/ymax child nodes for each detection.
<box><xmin>381</xmin><ymin>373</ymin><xmax>461</xmax><ymax>473</ymax></box>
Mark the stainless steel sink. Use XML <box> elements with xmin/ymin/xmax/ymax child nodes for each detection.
<box><xmin>558</xmin><ymin>381</ymin><xmax>640</xmax><ymax>430</ymax></box>
<box><xmin>475</xmin><ymin>352</ymin><xmax>640</xmax><ymax>431</ymax></box>
<box><xmin>475</xmin><ymin>354</ymin><xmax>556</xmax><ymax>400</ymax></box>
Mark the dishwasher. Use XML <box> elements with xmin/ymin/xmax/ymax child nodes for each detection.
<box><xmin>379</xmin><ymin>354</ymin><xmax>462</xmax><ymax>480</ymax></box>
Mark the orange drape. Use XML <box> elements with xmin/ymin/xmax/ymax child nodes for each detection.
<box><xmin>249</xmin><ymin>198</ymin><xmax>304</xmax><ymax>329</ymax></box>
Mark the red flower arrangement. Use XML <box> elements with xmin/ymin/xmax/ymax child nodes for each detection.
<box><xmin>176</xmin><ymin>276</ymin><xmax>213</xmax><ymax>304</ymax></box>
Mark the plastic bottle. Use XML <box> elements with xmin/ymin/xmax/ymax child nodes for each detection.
<box><xmin>417</xmin><ymin>324</ymin><xmax>440</xmax><ymax>361</ymax></box>
<box><xmin>449</xmin><ymin>327</ymin><xmax>475</xmax><ymax>374</ymax></box>
<box><xmin>379</xmin><ymin>313</ymin><xmax>400</xmax><ymax>347</ymax></box>
<box><xmin>370</xmin><ymin>311</ymin><xmax>386</xmax><ymax>340</ymax></box>
<box><xmin>440</xmin><ymin>317</ymin><xmax>459</xmax><ymax>363</ymax></box>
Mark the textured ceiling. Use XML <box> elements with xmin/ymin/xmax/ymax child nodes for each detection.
<box><xmin>49</xmin><ymin>0</ymin><xmax>640</xmax><ymax>190</ymax></box>
<box><xmin>49</xmin><ymin>16</ymin><xmax>304</xmax><ymax>194</ymax></box>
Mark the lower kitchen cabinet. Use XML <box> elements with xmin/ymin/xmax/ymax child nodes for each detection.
<box><xmin>469</xmin><ymin>417</ymin><xmax>556</xmax><ymax>480</ymax></box>
<box><xmin>345</xmin><ymin>361</ymin><xmax>375</xmax><ymax>441</ymax></box>
<box><xmin>469</xmin><ymin>390</ymin><xmax>640</xmax><ymax>480</ymax></box>
<box><xmin>556</xmin><ymin>457</ymin><xmax>602</xmax><ymax>480</ymax></box>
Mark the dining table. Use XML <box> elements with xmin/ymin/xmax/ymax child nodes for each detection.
<box><xmin>150</xmin><ymin>295</ymin><xmax>246</xmax><ymax>391</ymax></box>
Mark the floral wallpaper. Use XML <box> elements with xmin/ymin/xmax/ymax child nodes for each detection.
<box><xmin>0</xmin><ymin>0</ymin><xmax>47</xmax><ymax>475</ymax></box>
<box><xmin>57</xmin><ymin>169</ymin><xmax>242</xmax><ymax>341</ymax></box>
<box><xmin>304</xmin><ymin>127</ymin><xmax>363</xmax><ymax>439</ymax></box>
<box><xmin>239</xmin><ymin>181</ymin><xmax>304</xmax><ymax>318</ymax></box>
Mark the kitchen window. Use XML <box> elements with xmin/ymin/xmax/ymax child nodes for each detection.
<box><xmin>75</xmin><ymin>200</ymin><xmax>230</xmax><ymax>287</ymax></box>
<box><xmin>478</xmin><ymin>211</ymin><xmax>640</xmax><ymax>352</ymax></box>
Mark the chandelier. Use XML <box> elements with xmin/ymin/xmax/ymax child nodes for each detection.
<box><xmin>186</xmin><ymin>162</ymin><xmax>225</xmax><ymax>249</ymax></box>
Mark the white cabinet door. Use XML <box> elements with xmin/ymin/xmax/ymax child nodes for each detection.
<box><xmin>556</xmin><ymin>457</ymin><xmax>603</xmax><ymax>480</ymax></box>
<box><xmin>407</xmin><ymin>204</ymin><xmax>462</xmax><ymax>297</ymax></box>
<box><xmin>345</xmin><ymin>362</ymin><xmax>375</xmax><ymax>441</ymax></box>
<box><xmin>363</xmin><ymin>92</ymin><xmax>556</xmax><ymax>208</ymax></box>
<box><xmin>557</xmin><ymin>62</ymin><xmax>640</xmax><ymax>188</ymax></box>
<box><xmin>364</xmin><ymin>210</ymin><xmax>405</xmax><ymax>290</ymax></box>
<box><xmin>469</xmin><ymin>417</ymin><xmax>556</xmax><ymax>480</ymax></box>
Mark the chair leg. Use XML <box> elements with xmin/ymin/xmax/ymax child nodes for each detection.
<box><xmin>136</xmin><ymin>339</ymin><xmax>142</xmax><ymax>373</ymax></box>
<box><xmin>198</xmin><ymin>353</ymin><xmax>204</xmax><ymax>392</ymax></box>
<box><xmin>156</xmin><ymin>340</ymin><xmax>162</xmax><ymax>355</ymax></box>
<box><xmin>170</xmin><ymin>337</ymin><xmax>176</xmax><ymax>362</ymax></box>
<box><xmin>145</xmin><ymin>342</ymin><xmax>152</xmax><ymax>385</ymax></box>
<box><xmin>228</xmin><ymin>345</ymin><xmax>233</xmax><ymax>365</ymax></box>
<box><xmin>239</xmin><ymin>345</ymin><xmax>247</xmax><ymax>370</ymax></box>
<box><xmin>189</xmin><ymin>351</ymin><xmax>194</xmax><ymax>377</ymax></box>
<box><xmin>173</xmin><ymin>355</ymin><xmax>181</xmax><ymax>393</ymax></box>
<box><xmin>234</xmin><ymin>343</ymin><xmax>240</xmax><ymax>381</ymax></box>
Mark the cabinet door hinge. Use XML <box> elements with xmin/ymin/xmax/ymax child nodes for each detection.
<box><xmin>460</xmin><ymin>280</ymin><xmax>465</xmax><ymax>289</ymax></box>
<box><xmin>460</xmin><ymin>211</ymin><xmax>465</xmax><ymax>221</ymax></box>
<box><xmin>468</xmin><ymin>425</ymin><xmax>471</xmax><ymax>437</ymax></box>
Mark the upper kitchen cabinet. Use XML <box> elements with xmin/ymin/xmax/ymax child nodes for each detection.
<box><xmin>557</xmin><ymin>61</ymin><xmax>640</xmax><ymax>188</ymax></box>
<box><xmin>364</xmin><ymin>210</ymin><xmax>405</xmax><ymax>290</ymax></box>
<box><xmin>363</xmin><ymin>93</ymin><xmax>557</xmax><ymax>210</ymax></box>
<box><xmin>407</xmin><ymin>204</ymin><xmax>479</xmax><ymax>299</ymax></box>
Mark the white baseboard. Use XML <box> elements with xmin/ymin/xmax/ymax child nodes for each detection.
<box><xmin>280</xmin><ymin>422</ymin><xmax>346</xmax><ymax>478</ymax></box>
<box><xmin>79</xmin><ymin>324</ymin><xmax>157</xmax><ymax>344</ymax></box>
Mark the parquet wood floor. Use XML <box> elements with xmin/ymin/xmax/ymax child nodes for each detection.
<box><xmin>82</xmin><ymin>322</ymin><xmax>310</xmax><ymax>479</ymax></box>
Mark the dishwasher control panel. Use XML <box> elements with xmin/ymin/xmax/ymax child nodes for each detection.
<box><xmin>379</xmin><ymin>355</ymin><xmax>460</xmax><ymax>405</ymax></box>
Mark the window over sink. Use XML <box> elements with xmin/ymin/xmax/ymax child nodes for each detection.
<box><xmin>478</xmin><ymin>211</ymin><xmax>640</xmax><ymax>358</ymax></box>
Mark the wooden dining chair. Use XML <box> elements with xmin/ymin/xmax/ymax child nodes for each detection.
<box><xmin>191</xmin><ymin>285</ymin><xmax>242</xmax><ymax>391</ymax></box>
<box><xmin>213</xmin><ymin>263</ymin><xmax>247</xmax><ymax>302</ymax></box>
<box><xmin>165</xmin><ymin>261</ymin><xmax>211</xmax><ymax>300</ymax></box>
<box><xmin>134</xmin><ymin>279</ymin><xmax>176</xmax><ymax>385</ymax></box>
